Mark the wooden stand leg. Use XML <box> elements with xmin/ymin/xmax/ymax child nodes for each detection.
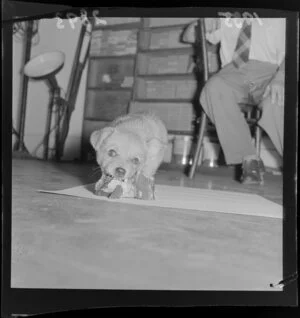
<box><xmin>54</xmin><ymin>88</ymin><xmax>61</xmax><ymax>161</ymax></box>
<box><xmin>13</xmin><ymin>21</ymin><xmax>34</xmax><ymax>154</ymax></box>
<box><xmin>43</xmin><ymin>89</ymin><xmax>55</xmax><ymax>160</ymax></box>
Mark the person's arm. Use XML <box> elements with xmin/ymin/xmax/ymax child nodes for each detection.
<box><xmin>182</xmin><ymin>18</ymin><xmax>221</xmax><ymax>44</ymax></box>
<box><xmin>181</xmin><ymin>20</ymin><xmax>197</xmax><ymax>43</ymax></box>
<box><xmin>262</xmin><ymin>19</ymin><xmax>285</xmax><ymax>107</ymax></box>
<box><xmin>273</xmin><ymin>59</ymin><xmax>285</xmax><ymax>83</ymax></box>
<box><xmin>273</xmin><ymin>18</ymin><xmax>286</xmax><ymax>83</ymax></box>
<box><xmin>206</xmin><ymin>29</ymin><xmax>221</xmax><ymax>45</ymax></box>
<box><xmin>263</xmin><ymin>58</ymin><xmax>285</xmax><ymax>107</ymax></box>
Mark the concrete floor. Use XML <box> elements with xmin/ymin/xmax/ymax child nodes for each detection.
<box><xmin>11</xmin><ymin>158</ymin><xmax>282</xmax><ymax>290</ymax></box>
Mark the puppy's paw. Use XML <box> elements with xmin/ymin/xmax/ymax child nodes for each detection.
<box><xmin>135</xmin><ymin>174</ymin><xmax>155</xmax><ymax>200</ymax></box>
<box><xmin>95</xmin><ymin>189</ymin><xmax>110</xmax><ymax>197</ymax></box>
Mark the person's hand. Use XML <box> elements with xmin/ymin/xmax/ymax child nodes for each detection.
<box><xmin>205</xmin><ymin>18</ymin><xmax>220</xmax><ymax>32</ymax></box>
<box><xmin>182</xmin><ymin>21</ymin><xmax>198</xmax><ymax>43</ymax></box>
<box><xmin>263</xmin><ymin>80</ymin><xmax>285</xmax><ymax>107</ymax></box>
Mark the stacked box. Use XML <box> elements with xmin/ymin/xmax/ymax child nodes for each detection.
<box><xmin>138</xmin><ymin>53</ymin><xmax>192</xmax><ymax>74</ymax></box>
<box><xmin>88</xmin><ymin>58</ymin><xmax>135</xmax><ymax>88</ymax></box>
<box><xmin>135</xmin><ymin>79</ymin><xmax>173</xmax><ymax>99</ymax></box>
<box><xmin>85</xmin><ymin>90</ymin><xmax>131</xmax><ymax>120</ymax></box>
<box><xmin>150</xmin><ymin>29</ymin><xmax>190</xmax><ymax>49</ymax></box>
<box><xmin>90</xmin><ymin>29</ymin><xmax>138</xmax><ymax>56</ymax></box>
<box><xmin>175</xmin><ymin>80</ymin><xmax>197</xmax><ymax>98</ymax></box>
<box><xmin>140</xmin><ymin>28</ymin><xmax>191</xmax><ymax>50</ymax></box>
<box><xmin>102</xmin><ymin>17</ymin><xmax>141</xmax><ymax>25</ymax></box>
<box><xmin>142</xmin><ymin>80</ymin><xmax>175</xmax><ymax>99</ymax></box>
<box><xmin>129</xmin><ymin>102</ymin><xmax>194</xmax><ymax>132</ymax></box>
<box><xmin>145</xmin><ymin>18</ymin><xmax>197</xmax><ymax>27</ymax></box>
<box><xmin>136</xmin><ymin>78</ymin><xmax>197</xmax><ymax>99</ymax></box>
<box><xmin>82</xmin><ymin>120</ymin><xmax>109</xmax><ymax>145</ymax></box>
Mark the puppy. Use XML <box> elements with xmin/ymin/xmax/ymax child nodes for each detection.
<box><xmin>90</xmin><ymin>112</ymin><xmax>168</xmax><ymax>200</ymax></box>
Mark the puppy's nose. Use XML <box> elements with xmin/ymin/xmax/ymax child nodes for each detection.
<box><xmin>115</xmin><ymin>167</ymin><xmax>126</xmax><ymax>178</ymax></box>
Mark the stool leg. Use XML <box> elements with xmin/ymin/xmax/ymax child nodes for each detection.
<box><xmin>188</xmin><ymin>112</ymin><xmax>207</xmax><ymax>179</ymax></box>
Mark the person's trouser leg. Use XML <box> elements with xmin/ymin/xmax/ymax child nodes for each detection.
<box><xmin>200</xmin><ymin>64</ymin><xmax>255</xmax><ymax>165</ymax></box>
<box><xmin>200</xmin><ymin>60</ymin><xmax>280</xmax><ymax>165</ymax></box>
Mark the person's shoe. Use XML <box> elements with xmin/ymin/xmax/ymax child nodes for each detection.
<box><xmin>240</xmin><ymin>156</ymin><xmax>265</xmax><ymax>185</ymax></box>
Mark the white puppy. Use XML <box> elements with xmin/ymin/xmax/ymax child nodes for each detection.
<box><xmin>90</xmin><ymin>112</ymin><xmax>168</xmax><ymax>199</ymax></box>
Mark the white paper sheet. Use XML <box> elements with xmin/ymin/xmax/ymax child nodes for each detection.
<box><xmin>38</xmin><ymin>183</ymin><xmax>282</xmax><ymax>219</ymax></box>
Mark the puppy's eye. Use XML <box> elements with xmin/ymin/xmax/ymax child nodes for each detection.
<box><xmin>132</xmin><ymin>157</ymin><xmax>140</xmax><ymax>165</ymax></box>
<box><xmin>108</xmin><ymin>149</ymin><xmax>117</xmax><ymax>157</ymax></box>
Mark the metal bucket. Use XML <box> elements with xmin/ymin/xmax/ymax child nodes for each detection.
<box><xmin>172</xmin><ymin>135</ymin><xmax>193</xmax><ymax>165</ymax></box>
<box><xmin>202</xmin><ymin>136</ymin><xmax>220</xmax><ymax>167</ymax></box>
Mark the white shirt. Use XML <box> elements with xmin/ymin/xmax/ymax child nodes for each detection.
<box><xmin>205</xmin><ymin>18</ymin><xmax>286</xmax><ymax>68</ymax></box>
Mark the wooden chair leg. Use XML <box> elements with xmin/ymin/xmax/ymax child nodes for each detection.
<box><xmin>255</xmin><ymin>125</ymin><xmax>262</xmax><ymax>157</ymax></box>
<box><xmin>188</xmin><ymin>112</ymin><xmax>208</xmax><ymax>179</ymax></box>
<box><xmin>255</xmin><ymin>108</ymin><xmax>262</xmax><ymax>157</ymax></box>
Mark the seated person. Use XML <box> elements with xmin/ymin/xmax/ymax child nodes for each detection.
<box><xmin>183</xmin><ymin>17</ymin><xmax>285</xmax><ymax>184</ymax></box>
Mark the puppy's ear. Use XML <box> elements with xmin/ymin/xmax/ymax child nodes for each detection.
<box><xmin>146</xmin><ymin>138</ymin><xmax>166</xmax><ymax>157</ymax></box>
<box><xmin>90</xmin><ymin>127</ymin><xmax>114</xmax><ymax>150</ymax></box>
<box><xmin>142</xmin><ymin>138</ymin><xmax>168</xmax><ymax>178</ymax></box>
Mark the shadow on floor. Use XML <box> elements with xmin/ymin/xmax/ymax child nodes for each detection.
<box><xmin>54</xmin><ymin>159</ymin><xmax>101</xmax><ymax>186</ymax></box>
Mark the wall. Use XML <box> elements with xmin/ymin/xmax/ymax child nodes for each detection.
<box><xmin>13</xmin><ymin>18</ymin><xmax>89</xmax><ymax>161</ymax></box>
<box><xmin>12</xmin><ymin>18</ymin><xmax>282</xmax><ymax>169</ymax></box>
